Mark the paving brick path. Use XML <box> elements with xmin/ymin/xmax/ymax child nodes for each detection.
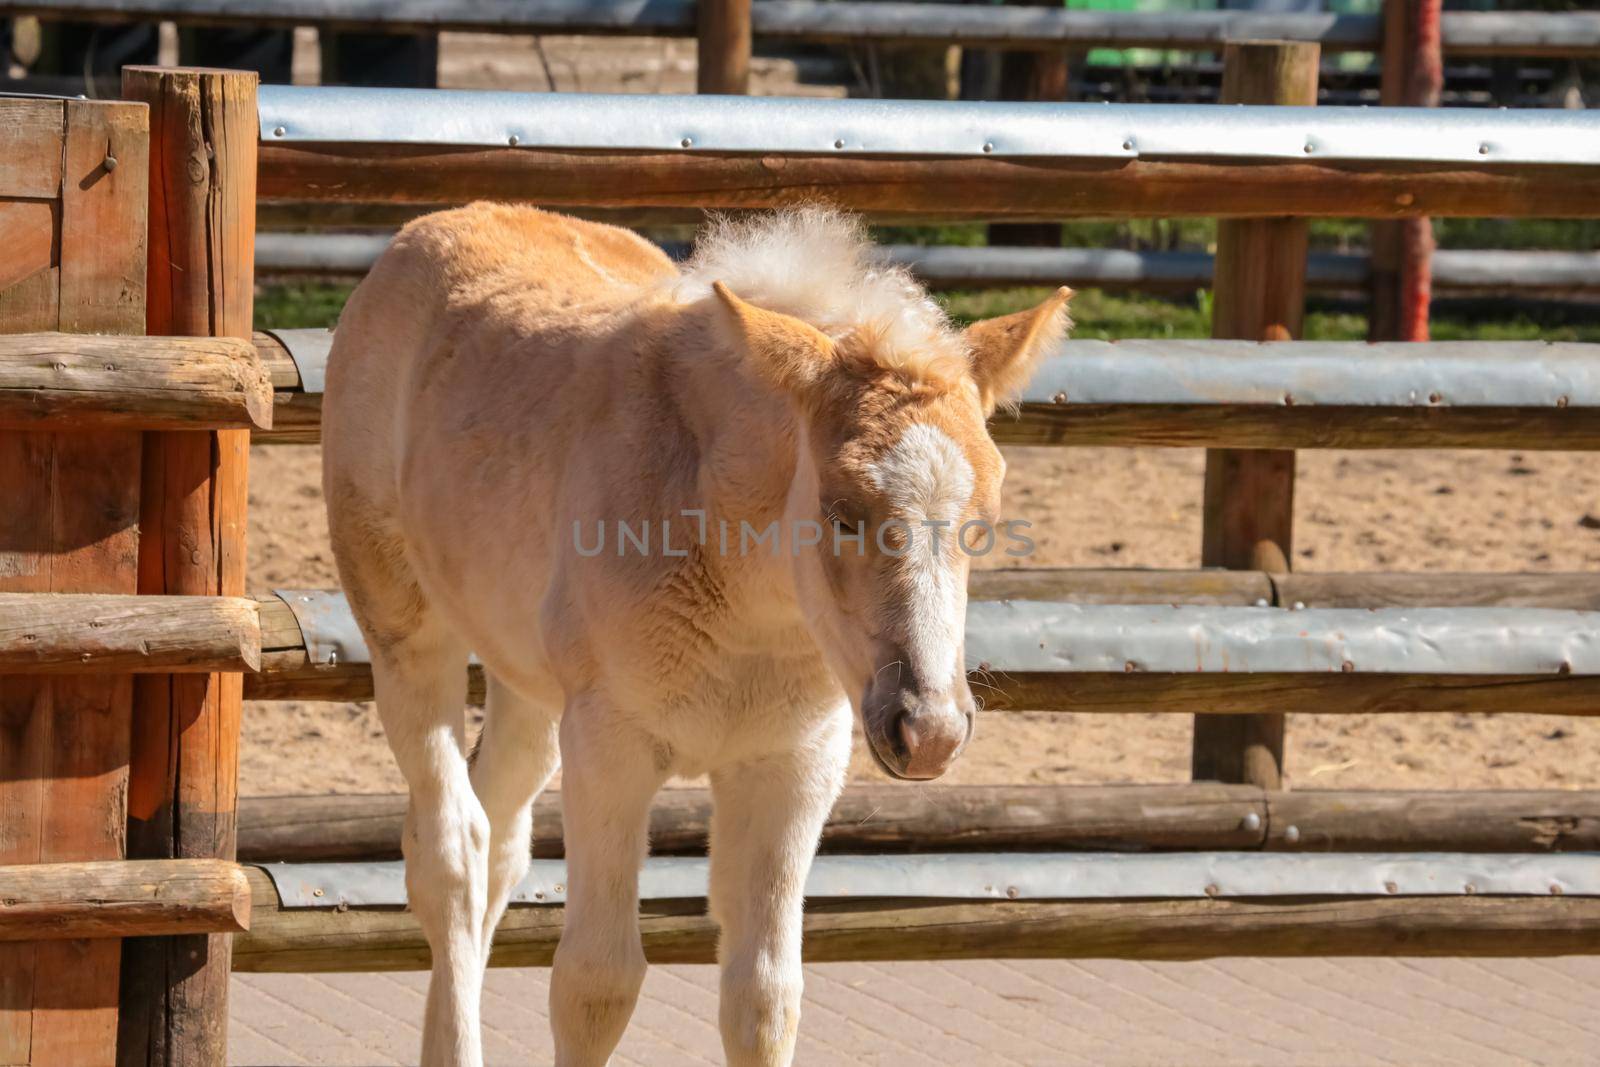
<box><xmin>232</xmin><ymin>957</ymin><xmax>1600</xmax><ymax>1065</ymax></box>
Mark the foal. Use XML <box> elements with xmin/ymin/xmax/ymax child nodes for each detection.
<box><xmin>322</xmin><ymin>205</ymin><xmax>1070</xmax><ymax>1066</ymax></box>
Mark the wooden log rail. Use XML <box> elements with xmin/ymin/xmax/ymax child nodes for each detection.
<box><xmin>257</xmin><ymin>143</ymin><xmax>1600</xmax><ymax>221</ymax></box>
<box><xmin>0</xmin><ymin>593</ymin><xmax>261</xmax><ymax>674</ymax></box>
<box><xmin>0</xmin><ymin>333</ymin><xmax>272</xmax><ymax>432</ymax></box>
<box><xmin>0</xmin><ymin>860</ymin><xmax>251</xmax><ymax>942</ymax></box>
<box><xmin>235</xmin><ymin>784</ymin><xmax>1600</xmax><ymax>863</ymax></box>
<box><xmin>248</xmin><ymin>579</ymin><xmax>1600</xmax><ymax>713</ymax></box>
<box><xmin>253</xmin><ymin>333</ymin><xmax>1600</xmax><ymax>450</ymax></box>
<box><xmin>233</xmin><ymin>862</ymin><xmax>1600</xmax><ymax>972</ymax></box>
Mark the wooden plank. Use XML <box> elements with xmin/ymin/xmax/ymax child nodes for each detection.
<box><xmin>0</xmin><ymin>594</ymin><xmax>259</xmax><ymax>674</ymax></box>
<box><xmin>255</xmin><ymin>394</ymin><xmax>1600</xmax><ymax>450</ymax></box>
<box><xmin>0</xmin><ymin>101</ymin><xmax>64</xmax><ymax>200</ymax></box>
<box><xmin>0</xmin><ymin>202</ymin><xmax>57</xmax><ymax>296</ymax></box>
<box><xmin>232</xmin><ymin>865</ymin><xmax>1600</xmax><ymax>972</ymax></box>
<box><xmin>0</xmin><ymin>334</ymin><xmax>272</xmax><ymax>432</ymax></box>
<box><xmin>1274</xmin><ymin>571</ymin><xmax>1600</xmax><ymax>609</ymax></box>
<box><xmin>696</xmin><ymin>0</ymin><xmax>751</xmax><ymax>94</ymax></box>
<box><xmin>965</xmin><ymin>568</ymin><xmax>1272</xmax><ymax>605</ymax></box>
<box><xmin>236</xmin><ymin>783</ymin><xmax>1267</xmax><ymax>863</ymax></box>
<box><xmin>255</xmin><ymin>144</ymin><xmax>1600</xmax><ymax>220</ymax></box>
<box><xmin>992</xmin><ymin>404</ymin><xmax>1600</xmax><ymax>451</ymax></box>
<box><xmin>1194</xmin><ymin>40</ymin><xmax>1318</xmax><ymax>792</ymax></box>
<box><xmin>59</xmin><ymin>101</ymin><xmax>147</xmax><ymax>337</ymax></box>
<box><xmin>1268</xmin><ymin>791</ymin><xmax>1600</xmax><ymax>852</ymax></box>
<box><xmin>0</xmin><ymin>861</ymin><xmax>249</xmax><ymax>942</ymax></box>
<box><xmin>119</xmin><ymin>66</ymin><xmax>257</xmax><ymax>1067</ymax></box>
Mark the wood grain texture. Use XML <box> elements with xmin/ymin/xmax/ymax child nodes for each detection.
<box><xmin>236</xmin><ymin>783</ymin><xmax>1267</xmax><ymax>863</ymax></box>
<box><xmin>0</xmin><ymin>594</ymin><xmax>259</xmax><ymax>674</ymax></box>
<box><xmin>1267</xmin><ymin>790</ymin><xmax>1600</xmax><ymax>852</ymax></box>
<box><xmin>233</xmin><ymin>865</ymin><xmax>1600</xmax><ymax>972</ymax></box>
<box><xmin>0</xmin><ymin>861</ymin><xmax>249</xmax><ymax>942</ymax></box>
<box><xmin>255</xmin><ymin>143</ymin><xmax>1600</xmax><ymax>219</ymax></box>
<box><xmin>119</xmin><ymin>66</ymin><xmax>257</xmax><ymax>1067</ymax></box>
<box><xmin>1195</xmin><ymin>40</ymin><xmax>1319</xmax><ymax>792</ymax></box>
<box><xmin>0</xmin><ymin>95</ymin><xmax>148</xmax><ymax>1067</ymax></box>
<box><xmin>0</xmin><ymin>101</ymin><xmax>65</xmax><ymax>200</ymax></box>
<box><xmin>0</xmin><ymin>333</ymin><xmax>272</xmax><ymax>431</ymax></box>
<box><xmin>696</xmin><ymin>0</ymin><xmax>751</xmax><ymax>93</ymax></box>
<box><xmin>0</xmin><ymin>201</ymin><xmax>57</xmax><ymax>296</ymax></box>
<box><xmin>254</xmin><ymin>392</ymin><xmax>1600</xmax><ymax>450</ymax></box>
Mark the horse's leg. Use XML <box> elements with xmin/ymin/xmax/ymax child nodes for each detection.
<box><xmin>370</xmin><ymin>628</ymin><xmax>484</xmax><ymax>1067</ymax></box>
<box><xmin>708</xmin><ymin>703</ymin><xmax>851</xmax><ymax>1067</ymax></box>
<box><xmin>469</xmin><ymin>672</ymin><xmax>561</xmax><ymax>961</ymax></box>
<box><xmin>549</xmin><ymin>697</ymin><xmax>666</xmax><ymax>1067</ymax></box>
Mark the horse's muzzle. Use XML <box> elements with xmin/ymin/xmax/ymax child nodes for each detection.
<box><xmin>863</xmin><ymin>684</ymin><xmax>976</xmax><ymax>781</ymax></box>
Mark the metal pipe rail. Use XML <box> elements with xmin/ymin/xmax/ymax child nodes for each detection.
<box><xmin>8</xmin><ymin>1</ymin><xmax>1600</xmax><ymax>58</ymax></box>
<box><xmin>254</xmin><ymin>87</ymin><xmax>1600</xmax><ymax>219</ymax></box>
<box><xmin>254</xmin><ymin>233</ymin><xmax>1600</xmax><ymax>298</ymax></box>
<box><xmin>252</xmin><ymin>331</ymin><xmax>1600</xmax><ymax>450</ymax></box>
<box><xmin>249</xmin><ymin>588</ymin><xmax>1600</xmax><ymax>714</ymax></box>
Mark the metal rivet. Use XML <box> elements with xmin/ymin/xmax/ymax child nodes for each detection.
<box><xmin>273</xmin><ymin>126</ymin><xmax>286</xmax><ymax>137</ymax></box>
<box><xmin>1551</xmin><ymin>884</ymin><xmax>1565</xmax><ymax>896</ymax></box>
<box><xmin>1122</xmin><ymin>139</ymin><xmax>1134</xmax><ymax>151</ymax></box>
<box><xmin>327</xmin><ymin>650</ymin><xmax>339</xmax><ymax>666</ymax></box>
<box><xmin>554</xmin><ymin>883</ymin><xmax>565</xmax><ymax>893</ymax></box>
<box><xmin>1292</xmin><ymin>601</ymin><xmax>1306</xmax><ymax>611</ymax></box>
<box><xmin>681</xmin><ymin>137</ymin><xmax>693</xmax><ymax>148</ymax></box>
<box><xmin>834</xmin><ymin>139</ymin><xmax>845</xmax><ymax>150</ymax></box>
<box><xmin>1051</xmin><ymin>391</ymin><xmax>1068</xmax><ymax>404</ymax></box>
<box><xmin>1005</xmin><ymin>885</ymin><xmax>1019</xmax><ymax>899</ymax></box>
<box><xmin>1341</xmin><ymin>660</ymin><xmax>1355</xmax><ymax>673</ymax></box>
<box><xmin>1284</xmin><ymin>825</ymin><xmax>1301</xmax><ymax>844</ymax></box>
<box><xmin>103</xmin><ymin>154</ymin><xmax>118</xmax><ymax>172</ymax></box>
<box><xmin>1254</xmin><ymin>598</ymin><xmax>1270</xmax><ymax>608</ymax></box>
<box><xmin>1559</xmin><ymin>661</ymin><xmax>1573</xmax><ymax>675</ymax></box>
<box><xmin>312</xmin><ymin>887</ymin><xmax>324</xmax><ymax>897</ymax></box>
<box><xmin>1123</xmin><ymin>660</ymin><xmax>1138</xmax><ymax>673</ymax></box>
<box><xmin>1429</xmin><ymin>392</ymin><xmax>1443</xmax><ymax>404</ymax></box>
<box><xmin>1303</xmin><ymin>142</ymin><xmax>1315</xmax><ymax>154</ymax></box>
<box><xmin>977</xmin><ymin>660</ymin><xmax>992</xmax><ymax>673</ymax></box>
<box><xmin>1463</xmin><ymin>883</ymin><xmax>1478</xmax><ymax>895</ymax></box>
<box><xmin>1384</xmin><ymin>881</ymin><xmax>1398</xmax><ymax>894</ymax></box>
<box><xmin>507</xmin><ymin>134</ymin><xmax>520</xmax><ymax>146</ymax></box>
<box><xmin>1241</xmin><ymin>812</ymin><xmax>1262</xmax><ymax>832</ymax></box>
<box><xmin>1204</xmin><ymin>884</ymin><xmax>1220</xmax><ymax>898</ymax></box>
<box><xmin>1478</xmin><ymin>142</ymin><xmax>1490</xmax><ymax>155</ymax></box>
<box><xmin>1557</xmin><ymin>396</ymin><xmax>1570</xmax><ymax>408</ymax></box>
<box><xmin>1283</xmin><ymin>392</ymin><xmax>1295</xmax><ymax>406</ymax></box>
<box><xmin>982</xmin><ymin>142</ymin><xmax>994</xmax><ymax>153</ymax></box>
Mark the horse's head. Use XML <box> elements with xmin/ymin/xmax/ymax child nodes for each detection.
<box><xmin>714</xmin><ymin>281</ymin><xmax>1071</xmax><ymax>780</ymax></box>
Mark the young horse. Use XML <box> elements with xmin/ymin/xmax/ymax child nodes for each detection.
<box><xmin>322</xmin><ymin>205</ymin><xmax>1071</xmax><ymax>1066</ymax></box>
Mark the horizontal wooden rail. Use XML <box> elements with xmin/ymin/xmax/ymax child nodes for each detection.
<box><xmin>234</xmin><ymin>864</ymin><xmax>1600</xmax><ymax>971</ymax></box>
<box><xmin>0</xmin><ymin>332</ymin><xmax>273</xmax><ymax>432</ymax></box>
<box><xmin>256</xmin><ymin>145</ymin><xmax>1600</xmax><ymax>221</ymax></box>
<box><xmin>253</xmin><ymin>333</ymin><xmax>1600</xmax><ymax>450</ymax></box>
<box><xmin>0</xmin><ymin>860</ymin><xmax>251</xmax><ymax>941</ymax></box>
<box><xmin>0</xmin><ymin>593</ymin><xmax>261</xmax><ymax>673</ymax></box>
<box><xmin>234</xmin><ymin>785</ymin><xmax>1600</xmax><ymax>863</ymax></box>
<box><xmin>249</xmin><ymin>583</ymin><xmax>1600</xmax><ymax>712</ymax></box>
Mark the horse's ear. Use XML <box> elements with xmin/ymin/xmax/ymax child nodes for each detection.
<box><xmin>962</xmin><ymin>286</ymin><xmax>1073</xmax><ymax>414</ymax></box>
<box><xmin>712</xmin><ymin>282</ymin><xmax>837</xmax><ymax>396</ymax></box>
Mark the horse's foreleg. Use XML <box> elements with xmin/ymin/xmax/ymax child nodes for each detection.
<box><xmin>372</xmin><ymin>633</ymin><xmax>485</xmax><ymax>1067</ymax></box>
<box><xmin>549</xmin><ymin>698</ymin><xmax>666</xmax><ymax>1067</ymax></box>
<box><xmin>469</xmin><ymin>672</ymin><xmax>561</xmax><ymax>962</ymax></box>
<box><xmin>708</xmin><ymin>704</ymin><xmax>851</xmax><ymax>1067</ymax></box>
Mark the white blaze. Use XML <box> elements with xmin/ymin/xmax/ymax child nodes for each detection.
<box><xmin>866</xmin><ymin>423</ymin><xmax>974</xmax><ymax>689</ymax></box>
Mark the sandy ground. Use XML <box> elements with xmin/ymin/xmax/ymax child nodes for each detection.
<box><xmin>240</xmin><ymin>31</ymin><xmax>1600</xmax><ymax>800</ymax></box>
<box><xmin>243</xmin><ymin>442</ymin><xmax>1600</xmax><ymax>798</ymax></box>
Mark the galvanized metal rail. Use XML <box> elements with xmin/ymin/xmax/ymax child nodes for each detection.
<box><xmin>8</xmin><ymin>1</ymin><xmax>1600</xmax><ymax>58</ymax></box>
<box><xmin>253</xmin><ymin>331</ymin><xmax>1600</xmax><ymax>450</ymax></box>
<box><xmin>254</xmin><ymin>233</ymin><xmax>1600</xmax><ymax>297</ymax></box>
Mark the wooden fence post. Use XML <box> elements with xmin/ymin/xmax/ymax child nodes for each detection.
<box><xmin>697</xmin><ymin>0</ymin><xmax>752</xmax><ymax>94</ymax></box>
<box><xmin>118</xmin><ymin>66</ymin><xmax>257</xmax><ymax>1067</ymax></box>
<box><xmin>1370</xmin><ymin>0</ymin><xmax>1442</xmax><ymax>341</ymax></box>
<box><xmin>0</xmin><ymin>93</ymin><xmax>148</xmax><ymax>1067</ymax></box>
<box><xmin>1192</xmin><ymin>40</ymin><xmax>1319</xmax><ymax>790</ymax></box>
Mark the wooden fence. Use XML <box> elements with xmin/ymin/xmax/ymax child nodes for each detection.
<box><xmin>2</xmin><ymin>45</ymin><xmax>1600</xmax><ymax>1060</ymax></box>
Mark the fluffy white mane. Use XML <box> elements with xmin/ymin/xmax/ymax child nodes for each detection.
<box><xmin>671</xmin><ymin>207</ymin><xmax>967</xmax><ymax>372</ymax></box>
